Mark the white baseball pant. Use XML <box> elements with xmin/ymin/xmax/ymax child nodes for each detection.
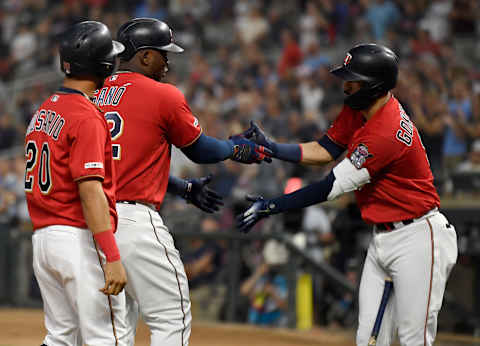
<box><xmin>115</xmin><ymin>202</ymin><xmax>192</xmax><ymax>346</ymax></box>
<box><xmin>32</xmin><ymin>225</ymin><xmax>128</xmax><ymax>346</ymax></box>
<box><xmin>356</xmin><ymin>210</ymin><xmax>457</xmax><ymax>346</ymax></box>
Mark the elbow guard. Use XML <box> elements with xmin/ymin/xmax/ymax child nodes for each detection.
<box><xmin>327</xmin><ymin>158</ymin><xmax>371</xmax><ymax>200</ymax></box>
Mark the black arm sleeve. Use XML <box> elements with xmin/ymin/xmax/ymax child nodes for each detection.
<box><xmin>317</xmin><ymin>135</ymin><xmax>345</xmax><ymax>160</ymax></box>
<box><xmin>271</xmin><ymin>143</ymin><xmax>302</xmax><ymax>163</ymax></box>
<box><xmin>181</xmin><ymin>133</ymin><xmax>234</xmax><ymax>164</ymax></box>
<box><xmin>269</xmin><ymin>171</ymin><xmax>335</xmax><ymax>214</ymax></box>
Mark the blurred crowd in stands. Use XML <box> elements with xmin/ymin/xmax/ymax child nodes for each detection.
<box><xmin>0</xmin><ymin>0</ymin><xmax>479</xmax><ymax>329</ymax></box>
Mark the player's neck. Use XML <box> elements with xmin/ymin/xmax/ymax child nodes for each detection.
<box><xmin>62</xmin><ymin>78</ymin><xmax>98</xmax><ymax>99</ymax></box>
<box><xmin>361</xmin><ymin>92</ymin><xmax>391</xmax><ymax>121</ymax></box>
<box><xmin>118</xmin><ymin>62</ymin><xmax>143</xmax><ymax>75</ymax></box>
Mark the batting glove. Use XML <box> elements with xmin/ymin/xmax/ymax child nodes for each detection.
<box><xmin>228</xmin><ymin>135</ymin><xmax>273</xmax><ymax>164</ymax></box>
<box><xmin>236</xmin><ymin>195</ymin><xmax>275</xmax><ymax>233</ymax></box>
<box><xmin>184</xmin><ymin>174</ymin><xmax>224</xmax><ymax>213</ymax></box>
<box><xmin>240</xmin><ymin>121</ymin><xmax>276</xmax><ymax>156</ymax></box>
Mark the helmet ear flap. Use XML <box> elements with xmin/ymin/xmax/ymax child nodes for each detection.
<box><xmin>95</xmin><ymin>62</ymin><xmax>115</xmax><ymax>79</ymax></box>
<box><xmin>366</xmin><ymin>80</ymin><xmax>388</xmax><ymax>99</ymax></box>
<box><xmin>60</xmin><ymin>58</ymin><xmax>115</xmax><ymax>80</ymax></box>
<box><xmin>345</xmin><ymin>81</ymin><xmax>388</xmax><ymax>110</ymax></box>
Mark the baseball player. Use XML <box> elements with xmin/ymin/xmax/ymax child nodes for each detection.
<box><xmin>237</xmin><ymin>43</ymin><xmax>458</xmax><ymax>346</ymax></box>
<box><xmin>92</xmin><ymin>18</ymin><xmax>272</xmax><ymax>346</ymax></box>
<box><xmin>24</xmin><ymin>22</ymin><xmax>128</xmax><ymax>345</ymax></box>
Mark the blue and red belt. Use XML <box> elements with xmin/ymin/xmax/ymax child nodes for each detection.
<box><xmin>375</xmin><ymin>218</ymin><xmax>414</xmax><ymax>231</ymax></box>
<box><xmin>117</xmin><ymin>200</ymin><xmax>156</xmax><ymax>210</ymax></box>
<box><xmin>375</xmin><ymin>208</ymin><xmax>439</xmax><ymax>232</ymax></box>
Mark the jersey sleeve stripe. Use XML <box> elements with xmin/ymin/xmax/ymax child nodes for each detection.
<box><xmin>177</xmin><ymin>128</ymin><xmax>203</xmax><ymax>149</ymax></box>
<box><xmin>74</xmin><ymin>174</ymin><xmax>105</xmax><ymax>182</ymax></box>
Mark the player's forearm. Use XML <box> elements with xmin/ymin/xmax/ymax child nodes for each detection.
<box><xmin>78</xmin><ymin>179</ymin><xmax>120</xmax><ymax>262</ymax></box>
<box><xmin>300</xmin><ymin>141</ymin><xmax>335</xmax><ymax>165</ymax></box>
<box><xmin>78</xmin><ymin>179</ymin><xmax>112</xmax><ymax>234</ymax></box>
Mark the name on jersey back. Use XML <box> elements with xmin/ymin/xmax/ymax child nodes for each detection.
<box><xmin>92</xmin><ymin>86</ymin><xmax>127</xmax><ymax>107</ymax></box>
<box><xmin>26</xmin><ymin>109</ymin><xmax>65</xmax><ymax>140</ymax></box>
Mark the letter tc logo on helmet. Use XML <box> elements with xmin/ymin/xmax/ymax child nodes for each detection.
<box><xmin>343</xmin><ymin>53</ymin><xmax>352</xmax><ymax>66</ymax></box>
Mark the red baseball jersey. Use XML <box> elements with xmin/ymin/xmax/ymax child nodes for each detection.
<box><xmin>327</xmin><ymin>97</ymin><xmax>440</xmax><ymax>224</ymax></box>
<box><xmin>93</xmin><ymin>72</ymin><xmax>202</xmax><ymax>209</ymax></box>
<box><xmin>25</xmin><ymin>88</ymin><xmax>117</xmax><ymax>231</ymax></box>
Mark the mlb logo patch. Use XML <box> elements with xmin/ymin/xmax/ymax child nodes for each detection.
<box><xmin>84</xmin><ymin>162</ymin><xmax>104</xmax><ymax>169</ymax></box>
<box><xmin>350</xmin><ymin>144</ymin><xmax>373</xmax><ymax>169</ymax></box>
<box><xmin>110</xmin><ymin>75</ymin><xmax>118</xmax><ymax>81</ymax></box>
<box><xmin>51</xmin><ymin>95</ymin><xmax>59</xmax><ymax>102</ymax></box>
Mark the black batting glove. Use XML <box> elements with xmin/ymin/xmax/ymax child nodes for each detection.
<box><xmin>184</xmin><ymin>174</ymin><xmax>224</xmax><ymax>213</ymax></box>
<box><xmin>228</xmin><ymin>135</ymin><xmax>273</xmax><ymax>164</ymax></box>
<box><xmin>236</xmin><ymin>195</ymin><xmax>275</xmax><ymax>233</ymax></box>
<box><xmin>241</xmin><ymin>121</ymin><xmax>277</xmax><ymax>157</ymax></box>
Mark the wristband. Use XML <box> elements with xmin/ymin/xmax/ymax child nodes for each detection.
<box><xmin>94</xmin><ymin>230</ymin><xmax>121</xmax><ymax>262</ymax></box>
<box><xmin>168</xmin><ymin>176</ymin><xmax>189</xmax><ymax>197</ymax></box>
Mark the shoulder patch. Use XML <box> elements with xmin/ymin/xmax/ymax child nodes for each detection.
<box><xmin>350</xmin><ymin>143</ymin><xmax>373</xmax><ymax>169</ymax></box>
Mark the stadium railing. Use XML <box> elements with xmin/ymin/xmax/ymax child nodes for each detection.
<box><xmin>3</xmin><ymin>204</ymin><xmax>479</xmax><ymax>332</ymax></box>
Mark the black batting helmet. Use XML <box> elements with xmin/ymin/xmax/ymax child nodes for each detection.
<box><xmin>117</xmin><ymin>18</ymin><xmax>184</xmax><ymax>61</ymax></box>
<box><xmin>330</xmin><ymin>43</ymin><xmax>399</xmax><ymax>110</ymax></box>
<box><xmin>59</xmin><ymin>21</ymin><xmax>124</xmax><ymax>79</ymax></box>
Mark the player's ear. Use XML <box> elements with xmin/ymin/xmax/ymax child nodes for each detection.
<box><xmin>139</xmin><ymin>50</ymin><xmax>151</xmax><ymax>66</ymax></box>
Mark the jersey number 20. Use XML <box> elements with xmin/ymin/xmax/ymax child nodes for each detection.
<box><xmin>25</xmin><ymin>140</ymin><xmax>52</xmax><ymax>194</ymax></box>
<box><xmin>105</xmin><ymin>111</ymin><xmax>124</xmax><ymax>160</ymax></box>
